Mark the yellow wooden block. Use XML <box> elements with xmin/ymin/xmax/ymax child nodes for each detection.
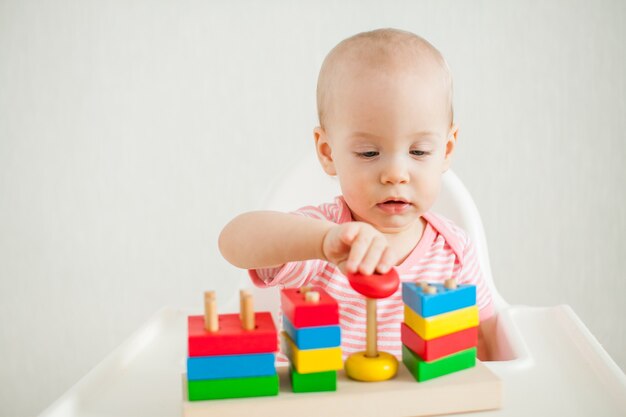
<box><xmin>345</xmin><ymin>351</ymin><xmax>398</xmax><ymax>381</ymax></box>
<box><xmin>404</xmin><ymin>305</ymin><xmax>479</xmax><ymax>340</ymax></box>
<box><xmin>281</xmin><ymin>331</ymin><xmax>343</xmax><ymax>374</ymax></box>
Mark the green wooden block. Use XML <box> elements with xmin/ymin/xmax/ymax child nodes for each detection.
<box><xmin>187</xmin><ymin>374</ymin><xmax>279</xmax><ymax>401</ymax></box>
<box><xmin>290</xmin><ymin>366</ymin><xmax>337</xmax><ymax>393</ymax></box>
<box><xmin>402</xmin><ymin>344</ymin><xmax>476</xmax><ymax>382</ymax></box>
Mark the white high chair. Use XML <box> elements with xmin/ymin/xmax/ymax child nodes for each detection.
<box><xmin>38</xmin><ymin>156</ymin><xmax>626</xmax><ymax>417</ymax></box>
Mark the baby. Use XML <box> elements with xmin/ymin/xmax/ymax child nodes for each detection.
<box><xmin>219</xmin><ymin>28</ymin><xmax>495</xmax><ymax>360</ymax></box>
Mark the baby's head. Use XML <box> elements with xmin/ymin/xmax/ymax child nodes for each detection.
<box><xmin>313</xmin><ymin>28</ymin><xmax>458</xmax><ymax>234</ymax></box>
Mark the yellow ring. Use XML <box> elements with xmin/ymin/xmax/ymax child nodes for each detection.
<box><xmin>345</xmin><ymin>351</ymin><xmax>398</xmax><ymax>382</ymax></box>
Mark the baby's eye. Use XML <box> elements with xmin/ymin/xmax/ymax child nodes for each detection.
<box><xmin>410</xmin><ymin>150</ymin><xmax>429</xmax><ymax>157</ymax></box>
<box><xmin>356</xmin><ymin>151</ymin><xmax>379</xmax><ymax>158</ymax></box>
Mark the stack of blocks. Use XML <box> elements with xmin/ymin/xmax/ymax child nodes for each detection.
<box><xmin>401</xmin><ymin>279</ymin><xmax>479</xmax><ymax>382</ymax></box>
<box><xmin>280</xmin><ymin>287</ymin><xmax>343</xmax><ymax>393</ymax></box>
<box><xmin>186</xmin><ymin>292</ymin><xmax>279</xmax><ymax>400</ymax></box>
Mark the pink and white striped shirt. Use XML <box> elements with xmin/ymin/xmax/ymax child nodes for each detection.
<box><xmin>249</xmin><ymin>196</ymin><xmax>495</xmax><ymax>358</ymax></box>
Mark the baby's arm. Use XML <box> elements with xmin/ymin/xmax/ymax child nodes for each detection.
<box><xmin>219</xmin><ymin>211</ymin><xmax>397</xmax><ymax>275</ymax></box>
<box><xmin>218</xmin><ymin>211</ymin><xmax>333</xmax><ymax>269</ymax></box>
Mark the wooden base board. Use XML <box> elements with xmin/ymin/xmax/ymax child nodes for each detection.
<box><xmin>182</xmin><ymin>361</ymin><xmax>501</xmax><ymax>417</ymax></box>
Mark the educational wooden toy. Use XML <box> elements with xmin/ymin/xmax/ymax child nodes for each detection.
<box><xmin>185</xmin><ymin>291</ymin><xmax>279</xmax><ymax>401</ymax></box>
<box><xmin>400</xmin><ymin>323</ymin><xmax>478</xmax><ymax>362</ymax></box>
<box><xmin>402</xmin><ymin>345</ymin><xmax>477</xmax><ymax>382</ymax></box>
<box><xmin>282</xmin><ymin>315</ymin><xmax>341</xmax><ymax>350</ymax></box>
<box><xmin>187</xmin><ymin>374</ymin><xmax>279</xmax><ymax>401</ymax></box>
<box><xmin>281</xmin><ymin>331</ymin><xmax>343</xmax><ymax>374</ymax></box>
<box><xmin>187</xmin><ymin>313</ymin><xmax>278</xmax><ymax>356</ymax></box>
<box><xmin>182</xmin><ymin>285</ymin><xmax>502</xmax><ymax>416</ymax></box>
<box><xmin>280</xmin><ymin>287</ymin><xmax>340</xmax><ymax>327</ymax></box>
<box><xmin>187</xmin><ymin>352</ymin><xmax>276</xmax><ymax>381</ymax></box>
<box><xmin>290</xmin><ymin>367</ymin><xmax>337</xmax><ymax>393</ymax></box>
<box><xmin>403</xmin><ymin>304</ymin><xmax>479</xmax><ymax>340</ymax></box>
<box><xmin>344</xmin><ymin>269</ymin><xmax>400</xmax><ymax>382</ymax></box>
<box><xmin>280</xmin><ymin>287</ymin><xmax>342</xmax><ymax>392</ymax></box>
<box><xmin>345</xmin><ymin>269</ymin><xmax>399</xmax><ymax>298</ymax></box>
<box><xmin>402</xmin><ymin>281</ymin><xmax>476</xmax><ymax>317</ymax></box>
<box><xmin>401</xmin><ymin>279</ymin><xmax>479</xmax><ymax>382</ymax></box>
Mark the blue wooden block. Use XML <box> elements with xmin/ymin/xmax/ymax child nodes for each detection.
<box><xmin>283</xmin><ymin>316</ymin><xmax>341</xmax><ymax>350</ymax></box>
<box><xmin>187</xmin><ymin>352</ymin><xmax>276</xmax><ymax>381</ymax></box>
<box><xmin>402</xmin><ymin>282</ymin><xmax>476</xmax><ymax>318</ymax></box>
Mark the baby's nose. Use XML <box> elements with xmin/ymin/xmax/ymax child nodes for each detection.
<box><xmin>380</xmin><ymin>158</ymin><xmax>410</xmax><ymax>184</ymax></box>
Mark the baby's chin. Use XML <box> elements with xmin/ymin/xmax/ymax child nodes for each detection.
<box><xmin>364</xmin><ymin>214</ymin><xmax>423</xmax><ymax>235</ymax></box>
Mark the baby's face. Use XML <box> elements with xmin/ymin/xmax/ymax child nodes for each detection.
<box><xmin>315</xmin><ymin>63</ymin><xmax>457</xmax><ymax>234</ymax></box>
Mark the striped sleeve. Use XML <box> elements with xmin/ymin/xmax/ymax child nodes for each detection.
<box><xmin>248</xmin><ymin>197</ymin><xmax>345</xmax><ymax>288</ymax></box>
<box><xmin>457</xmin><ymin>235</ymin><xmax>495</xmax><ymax>321</ymax></box>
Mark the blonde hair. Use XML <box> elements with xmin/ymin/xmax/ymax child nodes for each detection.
<box><xmin>316</xmin><ymin>28</ymin><xmax>454</xmax><ymax>129</ymax></box>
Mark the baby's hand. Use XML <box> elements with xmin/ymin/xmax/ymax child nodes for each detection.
<box><xmin>322</xmin><ymin>222</ymin><xmax>397</xmax><ymax>276</ymax></box>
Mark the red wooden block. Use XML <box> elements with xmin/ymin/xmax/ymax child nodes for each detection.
<box><xmin>188</xmin><ymin>312</ymin><xmax>278</xmax><ymax>357</ymax></box>
<box><xmin>346</xmin><ymin>268</ymin><xmax>400</xmax><ymax>299</ymax></box>
<box><xmin>281</xmin><ymin>287</ymin><xmax>339</xmax><ymax>328</ymax></box>
<box><xmin>401</xmin><ymin>322</ymin><xmax>478</xmax><ymax>362</ymax></box>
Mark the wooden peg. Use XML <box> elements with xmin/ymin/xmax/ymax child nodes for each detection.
<box><xmin>424</xmin><ymin>285</ymin><xmax>438</xmax><ymax>295</ymax></box>
<box><xmin>304</xmin><ymin>291</ymin><xmax>320</xmax><ymax>303</ymax></box>
<box><xmin>204</xmin><ymin>291</ymin><xmax>218</xmax><ymax>332</ymax></box>
<box><xmin>300</xmin><ymin>286</ymin><xmax>312</xmax><ymax>294</ymax></box>
<box><xmin>365</xmin><ymin>298</ymin><xmax>378</xmax><ymax>358</ymax></box>
<box><xmin>418</xmin><ymin>281</ymin><xmax>429</xmax><ymax>291</ymax></box>
<box><xmin>241</xmin><ymin>293</ymin><xmax>255</xmax><ymax>331</ymax></box>
<box><xmin>239</xmin><ymin>289</ymin><xmax>250</xmax><ymax>320</ymax></box>
<box><xmin>444</xmin><ymin>278</ymin><xmax>458</xmax><ymax>290</ymax></box>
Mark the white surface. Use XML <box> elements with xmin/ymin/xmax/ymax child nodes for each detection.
<box><xmin>38</xmin><ymin>305</ymin><xmax>626</xmax><ymax>417</ymax></box>
<box><xmin>2</xmin><ymin>1</ymin><xmax>625</xmax><ymax>416</ymax></box>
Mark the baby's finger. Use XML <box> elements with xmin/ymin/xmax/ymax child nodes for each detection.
<box><xmin>358</xmin><ymin>235</ymin><xmax>387</xmax><ymax>275</ymax></box>
<box><xmin>339</xmin><ymin>223</ymin><xmax>360</xmax><ymax>245</ymax></box>
<box><xmin>346</xmin><ymin>231</ymin><xmax>373</xmax><ymax>273</ymax></box>
<box><xmin>375</xmin><ymin>246</ymin><xmax>396</xmax><ymax>274</ymax></box>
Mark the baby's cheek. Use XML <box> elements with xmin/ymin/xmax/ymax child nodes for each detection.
<box><xmin>416</xmin><ymin>174</ymin><xmax>442</xmax><ymax>204</ymax></box>
<box><xmin>338</xmin><ymin>171</ymin><xmax>367</xmax><ymax>196</ymax></box>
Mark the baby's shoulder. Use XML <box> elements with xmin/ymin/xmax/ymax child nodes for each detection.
<box><xmin>425</xmin><ymin>211</ymin><xmax>471</xmax><ymax>248</ymax></box>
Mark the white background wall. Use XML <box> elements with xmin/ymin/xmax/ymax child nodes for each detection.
<box><xmin>0</xmin><ymin>0</ymin><xmax>624</xmax><ymax>415</ymax></box>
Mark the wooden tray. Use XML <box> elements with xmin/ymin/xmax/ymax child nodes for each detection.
<box><xmin>182</xmin><ymin>361</ymin><xmax>501</xmax><ymax>417</ymax></box>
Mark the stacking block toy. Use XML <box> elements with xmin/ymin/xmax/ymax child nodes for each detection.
<box><xmin>402</xmin><ymin>345</ymin><xmax>477</xmax><ymax>382</ymax></box>
<box><xmin>280</xmin><ymin>287</ymin><xmax>341</xmax><ymax>392</ymax></box>
<box><xmin>289</xmin><ymin>367</ymin><xmax>337</xmax><ymax>393</ymax></box>
<box><xmin>185</xmin><ymin>291</ymin><xmax>279</xmax><ymax>401</ymax></box>
<box><xmin>403</xmin><ymin>305</ymin><xmax>479</xmax><ymax>340</ymax></box>
<box><xmin>403</xmin><ymin>282</ymin><xmax>476</xmax><ymax>317</ymax></box>
<box><xmin>400</xmin><ymin>323</ymin><xmax>478</xmax><ymax>362</ymax></box>
<box><xmin>188</xmin><ymin>313</ymin><xmax>277</xmax><ymax>356</ymax></box>
<box><xmin>401</xmin><ymin>279</ymin><xmax>479</xmax><ymax>382</ymax></box>
<box><xmin>281</xmin><ymin>331</ymin><xmax>343</xmax><ymax>373</ymax></box>
<box><xmin>344</xmin><ymin>269</ymin><xmax>400</xmax><ymax>382</ymax></box>
<box><xmin>187</xmin><ymin>352</ymin><xmax>276</xmax><ymax>380</ymax></box>
<box><xmin>187</xmin><ymin>374</ymin><xmax>279</xmax><ymax>401</ymax></box>
<box><xmin>283</xmin><ymin>316</ymin><xmax>340</xmax><ymax>349</ymax></box>
<box><xmin>281</xmin><ymin>287</ymin><xmax>340</xmax><ymax>327</ymax></box>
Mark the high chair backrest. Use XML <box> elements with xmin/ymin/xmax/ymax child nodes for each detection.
<box><xmin>247</xmin><ymin>154</ymin><xmax>507</xmax><ymax>319</ymax></box>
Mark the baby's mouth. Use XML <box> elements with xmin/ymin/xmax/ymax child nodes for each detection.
<box><xmin>376</xmin><ymin>198</ymin><xmax>412</xmax><ymax>214</ymax></box>
<box><xmin>380</xmin><ymin>198</ymin><xmax>410</xmax><ymax>205</ymax></box>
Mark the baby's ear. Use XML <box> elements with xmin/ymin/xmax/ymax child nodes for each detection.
<box><xmin>313</xmin><ymin>127</ymin><xmax>337</xmax><ymax>176</ymax></box>
<box><xmin>442</xmin><ymin>124</ymin><xmax>459</xmax><ymax>172</ymax></box>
